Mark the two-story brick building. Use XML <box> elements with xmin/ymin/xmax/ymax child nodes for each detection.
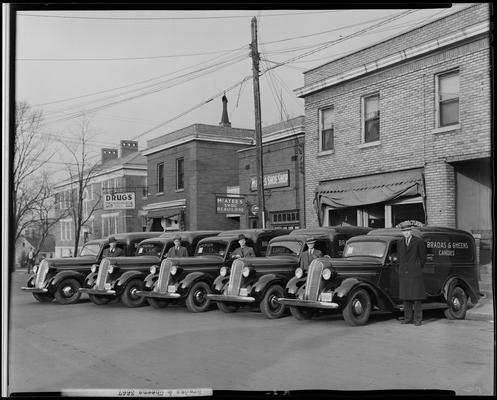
<box><xmin>297</xmin><ymin>4</ymin><xmax>491</xmax><ymax>252</ymax></box>
<box><xmin>237</xmin><ymin>116</ymin><xmax>305</xmax><ymax>229</ymax></box>
<box><xmin>142</xmin><ymin>96</ymin><xmax>255</xmax><ymax>231</ymax></box>
<box><xmin>54</xmin><ymin>140</ymin><xmax>148</xmax><ymax>257</ymax></box>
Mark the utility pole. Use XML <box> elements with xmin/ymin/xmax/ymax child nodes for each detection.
<box><xmin>250</xmin><ymin>16</ymin><xmax>266</xmax><ymax>228</ymax></box>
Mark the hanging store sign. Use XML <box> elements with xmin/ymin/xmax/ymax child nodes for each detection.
<box><xmin>103</xmin><ymin>192</ymin><xmax>136</xmax><ymax>210</ymax></box>
<box><xmin>216</xmin><ymin>196</ymin><xmax>245</xmax><ymax>214</ymax></box>
<box><xmin>250</xmin><ymin>170</ymin><xmax>289</xmax><ymax>191</ymax></box>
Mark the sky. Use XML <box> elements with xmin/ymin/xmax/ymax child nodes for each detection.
<box><xmin>13</xmin><ymin>3</ymin><xmax>475</xmax><ymax>175</ymax></box>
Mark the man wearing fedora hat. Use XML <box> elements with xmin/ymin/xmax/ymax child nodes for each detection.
<box><xmin>232</xmin><ymin>234</ymin><xmax>256</xmax><ymax>258</ymax></box>
<box><xmin>103</xmin><ymin>237</ymin><xmax>124</xmax><ymax>257</ymax></box>
<box><xmin>398</xmin><ymin>222</ymin><xmax>427</xmax><ymax>326</ymax></box>
<box><xmin>167</xmin><ymin>235</ymin><xmax>188</xmax><ymax>258</ymax></box>
<box><xmin>300</xmin><ymin>237</ymin><xmax>323</xmax><ymax>270</ymax></box>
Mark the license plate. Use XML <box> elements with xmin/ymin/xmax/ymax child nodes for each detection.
<box><xmin>320</xmin><ymin>292</ymin><xmax>332</xmax><ymax>302</ymax></box>
<box><xmin>167</xmin><ymin>285</ymin><xmax>176</xmax><ymax>293</ymax></box>
<box><xmin>104</xmin><ymin>283</ymin><xmax>112</xmax><ymax>290</ymax></box>
<box><xmin>239</xmin><ymin>288</ymin><xmax>248</xmax><ymax>297</ymax></box>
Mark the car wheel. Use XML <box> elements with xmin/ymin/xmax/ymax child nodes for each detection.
<box><xmin>121</xmin><ymin>279</ymin><xmax>147</xmax><ymax>308</ymax></box>
<box><xmin>185</xmin><ymin>281</ymin><xmax>211</xmax><ymax>313</ymax></box>
<box><xmin>260</xmin><ymin>284</ymin><xmax>287</xmax><ymax>319</ymax></box>
<box><xmin>33</xmin><ymin>292</ymin><xmax>54</xmax><ymax>303</ymax></box>
<box><xmin>217</xmin><ymin>302</ymin><xmax>240</xmax><ymax>313</ymax></box>
<box><xmin>342</xmin><ymin>288</ymin><xmax>372</xmax><ymax>326</ymax></box>
<box><xmin>290</xmin><ymin>306</ymin><xmax>315</xmax><ymax>320</ymax></box>
<box><xmin>54</xmin><ymin>278</ymin><xmax>82</xmax><ymax>305</ymax></box>
<box><xmin>444</xmin><ymin>286</ymin><xmax>468</xmax><ymax>320</ymax></box>
<box><xmin>89</xmin><ymin>294</ymin><xmax>112</xmax><ymax>305</ymax></box>
<box><xmin>147</xmin><ymin>297</ymin><xmax>169</xmax><ymax>309</ymax></box>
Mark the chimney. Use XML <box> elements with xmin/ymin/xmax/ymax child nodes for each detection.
<box><xmin>120</xmin><ymin>140</ymin><xmax>139</xmax><ymax>158</ymax></box>
<box><xmin>101</xmin><ymin>148</ymin><xmax>118</xmax><ymax>164</ymax></box>
<box><xmin>219</xmin><ymin>94</ymin><xmax>231</xmax><ymax>128</ymax></box>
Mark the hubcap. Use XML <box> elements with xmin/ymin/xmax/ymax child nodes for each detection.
<box><xmin>270</xmin><ymin>295</ymin><xmax>279</xmax><ymax>309</ymax></box>
<box><xmin>130</xmin><ymin>287</ymin><xmax>138</xmax><ymax>299</ymax></box>
<box><xmin>452</xmin><ymin>297</ymin><xmax>461</xmax><ymax>310</ymax></box>
<box><xmin>195</xmin><ymin>289</ymin><xmax>205</xmax><ymax>303</ymax></box>
<box><xmin>62</xmin><ymin>286</ymin><xmax>74</xmax><ymax>297</ymax></box>
<box><xmin>353</xmin><ymin>299</ymin><xmax>363</xmax><ymax>315</ymax></box>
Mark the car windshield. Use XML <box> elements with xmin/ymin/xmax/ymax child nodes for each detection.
<box><xmin>344</xmin><ymin>241</ymin><xmax>387</xmax><ymax>258</ymax></box>
<box><xmin>79</xmin><ymin>243</ymin><xmax>101</xmax><ymax>257</ymax></box>
<box><xmin>136</xmin><ymin>242</ymin><xmax>163</xmax><ymax>257</ymax></box>
<box><xmin>267</xmin><ymin>241</ymin><xmax>302</xmax><ymax>256</ymax></box>
<box><xmin>195</xmin><ymin>241</ymin><xmax>227</xmax><ymax>256</ymax></box>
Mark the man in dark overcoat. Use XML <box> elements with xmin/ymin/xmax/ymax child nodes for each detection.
<box><xmin>300</xmin><ymin>237</ymin><xmax>323</xmax><ymax>270</ymax></box>
<box><xmin>398</xmin><ymin>222</ymin><xmax>427</xmax><ymax>326</ymax></box>
<box><xmin>166</xmin><ymin>236</ymin><xmax>189</xmax><ymax>258</ymax></box>
<box><xmin>102</xmin><ymin>237</ymin><xmax>124</xmax><ymax>257</ymax></box>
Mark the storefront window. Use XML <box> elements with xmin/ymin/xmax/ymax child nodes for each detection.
<box><xmin>364</xmin><ymin>204</ymin><xmax>385</xmax><ymax>228</ymax></box>
<box><xmin>328</xmin><ymin>208</ymin><xmax>357</xmax><ymax>226</ymax></box>
<box><xmin>391</xmin><ymin>203</ymin><xmax>425</xmax><ymax>227</ymax></box>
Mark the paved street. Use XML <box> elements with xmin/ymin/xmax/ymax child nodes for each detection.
<box><xmin>7</xmin><ymin>271</ymin><xmax>494</xmax><ymax>396</ymax></box>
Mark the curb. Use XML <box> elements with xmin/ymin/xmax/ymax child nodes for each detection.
<box><xmin>466</xmin><ymin>295</ymin><xmax>494</xmax><ymax>321</ymax></box>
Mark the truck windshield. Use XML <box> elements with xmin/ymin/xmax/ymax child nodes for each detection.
<box><xmin>344</xmin><ymin>241</ymin><xmax>386</xmax><ymax>258</ymax></box>
<box><xmin>195</xmin><ymin>241</ymin><xmax>227</xmax><ymax>256</ymax></box>
<box><xmin>79</xmin><ymin>243</ymin><xmax>101</xmax><ymax>257</ymax></box>
<box><xmin>136</xmin><ymin>242</ymin><xmax>163</xmax><ymax>257</ymax></box>
<box><xmin>267</xmin><ymin>241</ymin><xmax>302</xmax><ymax>256</ymax></box>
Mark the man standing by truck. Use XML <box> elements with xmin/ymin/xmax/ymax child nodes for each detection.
<box><xmin>398</xmin><ymin>222</ymin><xmax>427</xmax><ymax>326</ymax></box>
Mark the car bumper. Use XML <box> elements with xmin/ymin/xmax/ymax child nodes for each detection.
<box><xmin>207</xmin><ymin>294</ymin><xmax>255</xmax><ymax>303</ymax></box>
<box><xmin>277</xmin><ymin>298</ymin><xmax>339</xmax><ymax>309</ymax></box>
<box><xmin>79</xmin><ymin>288</ymin><xmax>116</xmax><ymax>296</ymax></box>
<box><xmin>21</xmin><ymin>287</ymin><xmax>48</xmax><ymax>293</ymax></box>
<box><xmin>135</xmin><ymin>290</ymin><xmax>180</xmax><ymax>299</ymax></box>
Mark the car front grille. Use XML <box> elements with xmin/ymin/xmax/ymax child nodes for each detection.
<box><xmin>35</xmin><ymin>260</ymin><xmax>49</xmax><ymax>288</ymax></box>
<box><xmin>155</xmin><ymin>259</ymin><xmax>172</xmax><ymax>293</ymax></box>
<box><xmin>227</xmin><ymin>259</ymin><xmax>244</xmax><ymax>296</ymax></box>
<box><xmin>304</xmin><ymin>260</ymin><xmax>324</xmax><ymax>301</ymax></box>
<box><xmin>95</xmin><ymin>258</ymin><xmax>110</xmax><ymax>290</ymax></box>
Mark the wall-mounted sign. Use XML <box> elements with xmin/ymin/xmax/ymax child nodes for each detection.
<box><xmin>251</xmin><ymin>170</ymin><xmax>289</xmax><ymax>191</ymax></box>
<box><xmin>103</xmin><ymin>192</ymin><xmax>136</xmax><ymax>210</ymax></box>
<box><xmin>216</xmin><ymin>196</ymin><xmax>245</xmax><ymax>214</ymax></box>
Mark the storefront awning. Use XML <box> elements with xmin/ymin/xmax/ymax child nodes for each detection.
<box><xmin>145</xmin><ymin>208</ymin><xmax>184</xmax><ymax>219</ymax></box>
<box><xmin>314</xmin><ymin>168</ymin><xmax>425</xmax><ymax>211</ymax></box>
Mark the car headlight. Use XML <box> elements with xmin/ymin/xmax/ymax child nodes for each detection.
<box><xmin>150</xmin><ymin>265</ymin><xmax>157</xmax><ymax>275</ymax></box>
<box><xmin>91</xmin><ymin>264</ymin><xmax>97</xmax><ymax>273</ymax></box>
<box><xmin>242</xmin><ymin>266</ymin><xmax>251</xmax><ymax>278</ymax></box>
<box><xmin>170</xmin><ymin>266</ymin><xmax>178</xmax><ymax>275</ymax></box>
<box><xmin>108</xmin><ymin>265</ymin><xmax>115</xmax><ymax>274</ymax></box>
<box><xmin>295</xmin><ymin>267</ymin><xmax>303</xmax><ymax>279</ymax></box>
<box><xmin>220</xmin><ymin>266</ymin><xmax>229</xmax><ymax>276</ymax></box>
<box><xmin>33</xmin><ymin>265</ymin><xmax>38</xmax><ymax>274</ymax></box>
<box><xmin>322</xmin><ymin>268</ymin><xmax>332</xmax><ymax>280</ymax></box>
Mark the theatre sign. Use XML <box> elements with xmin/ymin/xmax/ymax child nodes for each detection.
<box><xmin>251</xmin><ymin>170</ymin><xmax>289</xmax><ymax>191</ymax></box>
<box><xmin>103</xmin><ymin>192</ymin><xmax>136</xmax><ymax>210</ymax></box>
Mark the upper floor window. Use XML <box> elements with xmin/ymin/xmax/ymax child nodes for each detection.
<box><xmin>176</xmin><ymin>158</ymin><xmax>184</xmax><ymax>190</ymax></box>
<box><xmin>102</xmin><ymin>214</ymin><xmax>118</xmax><ymax>237</ymax></box>
<box><xmin>436</xmin><ymin>70</ymin><xmax>459</xmax><ymax>127</ymax></box>
<box><xmin>319</xmin><ymin>107</ymin><xmax>334</xmax><ymax>152</ymax></box>
<box><xmin>362</xmin><ymin>93</ymin><xmax>380</xmax><ymax>143</ymax></box>
<box><xmin>157</xmin><ymin>162</ymin><xmax>164</xmax><ymax>193</ymax></box>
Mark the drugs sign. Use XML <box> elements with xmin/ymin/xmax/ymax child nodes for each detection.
<box><xmin>103</xmin><ymin>192</ymin><xmax>135</xmax><ymax>210</ymax></box>
<box><xmin>216</xmin><ymin>196</ymin><xmax>245</xmax><ymax>214</ymax></box>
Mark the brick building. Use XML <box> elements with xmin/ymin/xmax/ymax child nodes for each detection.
<box><xmin>142</xmin><ymin>96</ymin><xmax>255</xmax><ymax>231</ymax></box>
<box><xmin>53</xmin><ymin>140</ymin><xmax>148</xmax><ymax>257</ymax></box>
<box><xmin>297</xmin><ymin>4</ymin><xmax>491</xmax><ymax>254</ymax></box>
<box><xmin>237</xmin><ymin>116</ymin><xmax>305</xmax><ymax>229</ymax></box>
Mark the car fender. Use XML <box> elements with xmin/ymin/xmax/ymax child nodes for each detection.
<box><xmin>50</xmin><ymin>271</ymin><xmax>86</xmax><ymax>289</ymax></box>
<box><xmin>116</xmin><ymin>271</ymin><xmax>146</xmax><ymax>290</ymax></box>
<box><xmin>213</xmin><ymin>275</ymin><xmax>229</xmax><ymax>292</ymax></box>
<box><xmin>286</xmin><ymin>276</ymin><xmax>306</xmax><ymax>295</ymax></box>
<box><xmin>253</xmin><ymin>274</ymin><xmax>286</xmax><ymax>298</ymax></box>
<box><xmin>443</xmin><ymin>276</ymin><xmax>479</xmax><ymax>304</ymax></box>
<box><xmin>180</xmin><ymin>272</ymin><xmax>212</xmax><ymax>291</ymax></box>
<box><xmin>144</xmin><ymin>273</ymin><xmax>158</xmax><ymax>289</ymax></box>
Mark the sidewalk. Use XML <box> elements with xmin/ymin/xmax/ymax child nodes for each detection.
<box><xmin>466</xmin><ymin>293</ymin><xmax>494</xmax><ymax>322</ymax></box>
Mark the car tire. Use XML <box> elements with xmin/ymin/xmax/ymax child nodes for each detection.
<box><xmin>185</xmin><ymin>281</ymin><xmax>211</xmax><ymax>313</ymax></box>
<box><xmin>33</xmin><ymin>292</ymin><xmax>54</xmax><ymax>303</ymax></box>
<box><xmin>290</xmin><ymin>306</ymin><xmax>315</xmax><ymax>320</ymax></box>
<box><xmin>89</xmin><ymin>294</ymin><xmax>112</xmax><ymax>305</ymax></box>
<box><xmin>121</xmin><ymin>279</ymin><xmax>147</xmax><ymax>308</ymax></box>
<box><xmin>260</xmin><ymin>284</ymin><xmax>287</xmax><ymax>319</ymax></box>
<box><xmin>217</xmin><ymin>302</ymin><xmax>240</xmax><ymax>313</ymax></box>
<box><xmin>54</xmin><ymin>278</ymin><xmax>82</xmax><ymax>305</ymax></box>
<box><xmin>147</xmin><ymin>297</ymin><xmax>169</xmax><ymax>309</ymax></box>
<box><xmin>342</xmin><ymin>288</ymin><xmax>372</xmax><ymax>326</ymax></box>
<box><xmin>444</xmin><ymin>286</ymin><xmax>468</xmax><ymax>320</ymax></box>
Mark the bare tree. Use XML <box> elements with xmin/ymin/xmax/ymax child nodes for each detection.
<box><xmin>13</xmin><ymin>102</ymin><xmax>55</xmax><ymax>246</ymax></box>
<box><xmin>58</xmin><ymin>115</ymin><xmax>103</xmax><ymax>256</ymax></box>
